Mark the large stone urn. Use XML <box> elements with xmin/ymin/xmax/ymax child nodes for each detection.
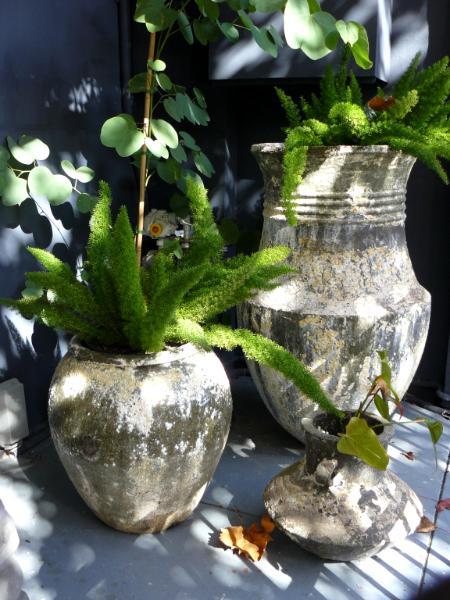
<box><xmin>49</xmin><ymin>338</ymin><xmax>232</xmax><ymax>533</ymax></box>
<box><xmin>239</xmin><ymin>144</ymin><xmax>431</xmax><ymax>440</ymax></box>
<box><xmin>264</xmin><ymin>412</ymin><xmax>422</xmax><ymax>561</ymax></box>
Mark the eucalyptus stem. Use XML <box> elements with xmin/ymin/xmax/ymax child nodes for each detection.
<box><xmin>135</xmin><ymin>31</ymin><xmax>157</xmax><ymax>265</ymax></box>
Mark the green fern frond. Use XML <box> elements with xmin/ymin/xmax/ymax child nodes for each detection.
<box><xmin>204</xmin><ymin>324</ymin><xmax>342</xmax><ymax>416</ymax></box>
<box><xmin>110</xmin><ymin>206</ymin><xmax>146</xmax><ymax>349</ymax></box>
<box><xmin>275</xmin><ymin>87</ymin><xmax>301</xmax><ymax>128</ymax></box>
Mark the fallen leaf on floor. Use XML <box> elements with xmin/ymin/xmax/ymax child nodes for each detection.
<box><xmin>416</xmin><ymin>516</ymin><xmax>437</xmax><ymax>533</ymax></box>
<box><xmin>219</xmin><ymin>515</ymin><xmax>276</xmax><ymax>561</ymax></box>
<box><xmin>436</xmin><ymin>498</ymin><xmax>450</xmax><ymax>512</ymax></box>
<box><xmin>401</xmin><ymin>451</ymin><xmax>415</xmax><ymax>461</ymax></box>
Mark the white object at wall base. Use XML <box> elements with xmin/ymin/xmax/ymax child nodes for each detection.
<box><xmin>0</xmin><ymin>379</ymin><xmax>29</xmax><ymax>447</ymax></box>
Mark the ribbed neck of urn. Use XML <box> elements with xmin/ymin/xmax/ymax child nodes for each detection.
<box><xmin>69</xmin><ymin>337</ymin><xmax>199</xmax><ymax>367</ymax></box>
<box><xmin>252</xmin><ymin>144</ymin><xmax>416</xmax><ymax>225</ymax></box>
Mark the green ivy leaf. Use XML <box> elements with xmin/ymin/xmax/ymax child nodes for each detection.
<box><xmin>150</xmin><ymin>118</ymin><xmax>178</xmax><ymax>149</ymax></box>
<box><xmin>350</xmin><ymin>22</ymin><xmax>373</xmax><ymax>70</ymax></box>
<box><xmin>28</xmin><ymin>166</ymin><xmax>72</xmax><ymax>205</ymax></box>
<box><xmin>100</xmin><ymin>114</ymin><xmax>145</xmax><ymax>157</ymax></box>
<box><xmin>374</xmin><ymin>394</ymin><xmax>390</xmax><ymax>421</ymax></box>
<box><xmin>178</xmin><ymin>11</ymin><xmax>194</xmax><ymax>44</ymax></box>
<box><xmin>145</xmin><ymin>138</ymin><xmax>169</xmax><ymax>159</ymax></box>
<box><xmin>7</xmin><ymin>135</ymin><xmax>50</xmax><ymax>165</ymax></box>
<box><xmin>180</xmin><ymin>131</ymin><xmax>200</xmax><ymax>151</ymax></box>
<box><xmin>425</xmin><ymin>419</ymin><xmax>443</xmax><ymax>445</ymax></box>
<box><xmin>217</xmin><ymin>21</ymin><xmax>240</xmax><ymax>42</ymax></box>
<box><xmin>77</xmin><ymin>193</ymin><xmax>98</xmax><ymax>213</ymax></box>
<box><xmin>337</xmin><ymin>416</ymin><xmax>389</xmax><ymax>470</ymax></box>
<box><xmin>0</xmin><ymin>168</ymin><xmax>29</xmax><ymax>206</ymax></box>
<box><xmin>193</xmin><ymin>151</ymin><xmax>214</xmax><ymax>177</ymax></box>
<box><xmin>155</xmin><ymin>72</ymin><xmax>173</xmax><ymax>91</ymax></box>
<box><xmin>148</xmin><ymin>59</ymin><xmax>166</xmax><ymax>72</ymax></box>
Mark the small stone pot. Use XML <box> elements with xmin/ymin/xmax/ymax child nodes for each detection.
<box><xmin>264</xmin><ymin>412</ymin><xmax>422</xmax><ymax>561</ymax></box>
<box><xmin>49</xmin><ymin>339</ymin><xmax>232</xmax><ymax>533</ymax></box>
<box><xmin>239</xmin><ymin>144</ymin><xmax>431</xmax><ymax>440</ymax></box>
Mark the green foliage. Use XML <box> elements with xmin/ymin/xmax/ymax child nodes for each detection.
<box><xmin>277</xmin><ymin>53</ymin><xmax>450</xmax><ymax>220</ymax></box>
<box><xmin>1</xmin><ymin>178</ymin><xmax>340</xmax><ymax>414</ymax></box>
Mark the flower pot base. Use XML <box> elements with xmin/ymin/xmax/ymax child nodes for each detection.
<box><xmin>264</xmin><ymin>457</ymin><xmax>422</xmax><ymax>561</ymax></box>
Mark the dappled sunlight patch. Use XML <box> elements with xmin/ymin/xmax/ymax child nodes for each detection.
<box><xmin>228</xmin><ymin>437</ymin><xmax>256</xmax><ymax>458</ymax></box>
<box><xmin>133</xmin><ymin>533</ymin><xmax>169</xmax><ymax>556</ymax></box>
<box><xmin>209</xmin><ymin>486</ymin><xmax>234</xmax><ymax>508</ymax></box>
<box><xmin>67</xmin><ymin>542</ymin><xmax>96</xmax><ymax>573</ymax></box>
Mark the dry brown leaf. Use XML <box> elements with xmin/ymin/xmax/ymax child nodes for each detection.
<box><xmin>436</xmin><ymin>498</ymin><xmax>450</xmax><ymax>512</ymax></box>
<box><xmin>416</xmin><ymin>515</ymin><xmax>437</xmax><ymax>533</ymax></box>
<box><xmin>368</xmin><ymin>95</ymin><xmax>396</xmax><ymax>112</ymax></box>
<box><xmin>219</xmin><ymin>515</ymin><xmax>275</xmax><ymax>561</ymax></box>
<box><xmin>401</xmin><ymin>451</ymin><xmax>415</xmax><ymax>461</ymax></box>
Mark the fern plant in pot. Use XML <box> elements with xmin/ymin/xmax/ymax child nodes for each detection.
<box><xmin>1</xmin><ymin>177</ymin><xmax>339</xmax><ymax>534</ymax></box>
<box><xmin>240</xmin><ymin>53</ymin><xmax>450</xmax><ymax>441</ymax></box>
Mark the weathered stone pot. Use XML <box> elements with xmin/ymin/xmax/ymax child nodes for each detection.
<box><xmin>48</xmin><ymin>338</ymin><xmax>232</xmax><ymax>533</ymax></box>
<box><xmin>239</xmin><ymin>144</ymin><xmax>431</xmax><ymax>439</ymax></box>
<box><xmin>264</xmin><ymin>412</ymin><xmax>422</xmax><ymax>561</ymax></box>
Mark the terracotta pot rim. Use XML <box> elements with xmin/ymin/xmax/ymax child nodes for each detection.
<box><xmin>69</xmin><ymin>336</ymin><xmax>200</xmax><ymax>367</ymax></box>
<box><xmin>251</xmin><ymin>143</ymin><xmax>401</xmax><ymax>155</ymax></box>
<box><xmin>301</xmin><ymin>410</ymin><xmax>392</xmax><ymax>446</ymax></box>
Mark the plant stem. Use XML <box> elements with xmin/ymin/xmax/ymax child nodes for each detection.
<box><xmin>135</xmin><ymin>31</ymin><xmax>157</xmax><ymax>265</ymax></box>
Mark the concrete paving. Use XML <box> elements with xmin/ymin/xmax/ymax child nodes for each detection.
<box><xmin>1</xmin><ymin>377</ymin><xmax>449</xmax><ymax>600</ymax></box>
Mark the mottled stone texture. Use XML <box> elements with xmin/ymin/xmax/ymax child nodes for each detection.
<box><xmin>49</xmin><ymin>340</ymin><xmax>232</xmax><ymax>533</ymax></box>
<box><xmin>264</xmin><ymin>412</ymin><xmax>422</xmax><ymax>561</ymax></box>
<box><xmin>240</xmin><ymin>144</ymin><xmax>431</xmax><ymax>439</ymax></box>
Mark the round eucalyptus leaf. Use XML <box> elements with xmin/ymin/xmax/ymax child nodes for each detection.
<box><xmin>100</xmin><ymin>114</ymin><xmax>145</xmax><ymax>157</ymax></box>
<box><xmin>180</xmin><ymin>131</ymin><xmax>200</xmax><ymax>151</ymax></box>
<box><xmin>170</xmin><ymin>143</ymin><xmax>188</xmax><ymax>164</ymax></box>
<box><xmin>156</xmin><ymin>158</ymin><xmax>181</xmax><ymax>184</ymax></box>
<box><xmin>19</xmin><ymin>136</ymin><xmax>50</xmax><ymax>160</ymax></box>
<box><xmin>28</xmin><ymin>166</ymin><xmax>72</xmax><ymax>205</ymax></box>
<box><xmin>60</xmin><ymin>159</ymin><xmax>78</xmax><ymax>179</ymax></box>
<box><xmin>145</xmin><ymin>138</ymin><xmax>169</xmax><ymax>159</ymax></box>
<box><xmin>163</xmin><ymin>98</ymin><xmax>182</xmax><ymax>122</ymax></box>
<box><xmin>177</xmin><ymin>11</ymin><xmax>194</xmax><ymax>44</ymax></box>
<box><xmin>156</xmin><ymin>72</ymin><xmax>172</xmax><ymax>91</ymax></box>
<box><xmin>77</xmin><ymin>193</ymin><xmax>98</xmax><ymax>213</ymax></box>
<box><xmin>76</xmin><ymin>166</ymin><xmax>95</xmax><ymax>183</ymax></box>
<box><xmin>151</xmin><ymin>119</ymin><xmax>178</xmax><ymax>149</ymax></box>
<box><xmin>7</xmin><ymin>136</ymin><xmax>34</xmax><ymax>165</ymax></box>
<box><xmin>148</xmin><ymin>59</ymin><xmax>166</xmax><ymax>72</ymax></box>
<box><xmin>335</xmin><ymin>19</ymin><xmax>359</xmax><ymax>46</ymax></box>
<box><xmin>0</xmin><ymin>169</ymin><xmax>28</xmax><ymax>206</ymax></box>
<box><xmin>128</xmin><ymin>73</ymin><xmax>149</xmax><ymax>93</ymax></box>
<box><xmin>193</xmin><ymin>87</ymin><xmax>207</xmax><ymax>109</ymax></box>
<box><xmin>284</xmin><ymin>0</ymin><xmax>335</xmax><ymax>59</ymax></box>
<box><xmin>217</xmin><ymin>21</ymin><xmax>239</xmax><ymax>42</ymax></box>
<box><xmin>250</xmin><ymin>0</ymin><xmax>284</xmax><ymax>12</ymax></box>
<box><xmin>350</xmin><ymin>23</ymin><xmax>373</xmax><ymax>69</ymax></box>
<box><xmin>193</xmin><ymin>151</ymin><xmax>215</xmax><ymax>177</ymax></box>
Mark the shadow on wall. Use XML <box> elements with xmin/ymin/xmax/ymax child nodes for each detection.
<box><xmin>0</xmin><ymin>0</ymin><xmax>136</xmax><ymax>433</ymax></box>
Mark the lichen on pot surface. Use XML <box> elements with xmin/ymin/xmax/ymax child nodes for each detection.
<box><xmin>49</xmin><ymin>338</ymin><xmax>232</xmax><ymax>533</ymax></box>
<box><xmin>264</xmin><ymin>411</ymin><xmax>423</xmax><ymax>561</ymax></box>
<box><xmin>239</xmin><ymin>143</ymin><xmax>431</xmax><ymax>440</ymax></box>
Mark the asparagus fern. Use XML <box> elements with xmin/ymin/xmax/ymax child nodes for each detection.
<box><xmin>1</xmin><ymin>179</ymin><xmax>341</xmax><ymax>417</ymax></box>
<box><xmin>277</xmin><ymin>53</ymin><xmax>450</xmax><ymax>223</ymax></box>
